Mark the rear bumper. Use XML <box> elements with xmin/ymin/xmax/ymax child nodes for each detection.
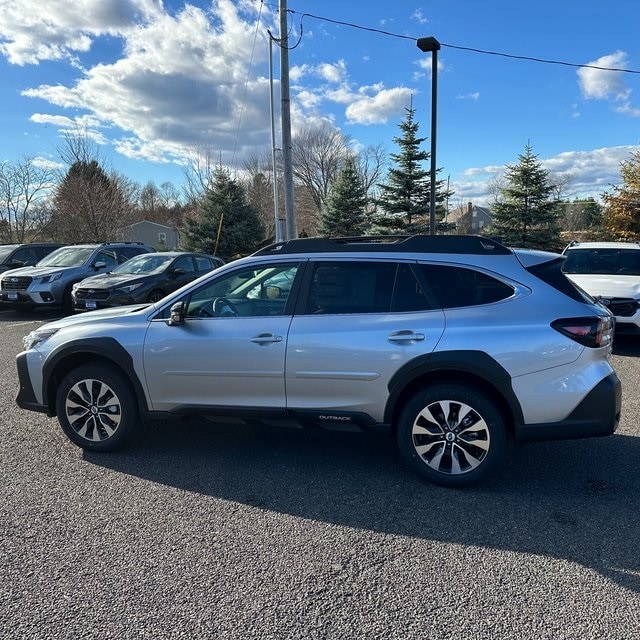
<box><xmin>515</xmin><ymin>372</ymin><xmax>621</xmax><ymax>442</ymax></box>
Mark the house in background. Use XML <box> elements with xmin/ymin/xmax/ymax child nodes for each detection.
<box><xmin>445</xmin><ymin>202</ymin><xmax>493</xmax><ymax>234</ymax></box>
<box><xmin>118</xmin><ymin>220</ymin><xmax>180</xmax><ymax>250</ymax></box>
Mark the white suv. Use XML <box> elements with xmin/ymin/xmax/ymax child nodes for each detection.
<box><xmin>562</xmin><ymin>241</ymin><xmax>640</xmax><ymax>335</ymax></box>
<box><xmin>16</xmin><ymin>235</ymin><xmax>621</xmax><ymax>487</ymax></box>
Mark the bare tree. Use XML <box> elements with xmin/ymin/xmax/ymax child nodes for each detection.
<box><xmin>0</xmin><ymin>156</ymin><xmax>57</xmax><ymax>242</ymax></box>
<box><xmin>182</xmin><ymin>143</ymin><xmax>221</xmax><ymax>208</ymax></box>
<box><xmin>487</xmin><ymin>173</ymin><xmax>506</xmax><ymax>205</ymax></box>
<box><xmin>355</xmin><ymin>144</ymin><xmax>387</xmax><ymax>202</ymax></box>
<box><xmin>243</xmin><ymin>150</ymin><xmax>279</xmax><ymax>240</ymax></box>
<box><xmin>550</xmin><ymin>172</ymin><xmax>575</xmax><ymax>201</ymax></box>
<box><xmin>291</xmin><ymin>124</ymin><xmax>351</xmax><ymax>219</ymax></box>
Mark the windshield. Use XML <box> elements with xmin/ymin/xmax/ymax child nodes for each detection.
<box><xmin>563</xmin><ymin>249</ymin><xmax>640</xmax><ymax>276</ymax></box>
<box><xmin>0</xmin><ymin>245</ymin><xmax>19</xmax><ymax>261</ymax></box>
<box><xmin>37</xmin><ymin>247</ymin><xmax>95</xmax><ymax>268</ymax></box>
<box><xmin>113</xmin><ymin>254</ymin><xmax>173</xmax><ymax>275</ymax></box>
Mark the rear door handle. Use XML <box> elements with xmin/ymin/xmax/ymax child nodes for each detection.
<box><xmin>388</xmin><ymin>330</ymin><xmax>426</xmax><ymax>343</ymax></box>
<box><xmin>251</xmin><ymin>333</ymin><xmax>283</xmax><ymax>344</ymax></box>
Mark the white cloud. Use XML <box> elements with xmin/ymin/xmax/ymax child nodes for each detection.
<box><xmin>32</xmin><ymin>156</ymin><xmax>65</xmax><ymax>170</ymax></box>
<box><xmin>318</xmin><ymin>60</ymin><xmax>347</xmax><ymax>83</ymax></box>
<box><xmin>577</xmin><ymin>51</ymin><xmax>630</xmax><ymax>101</ymax></box>
<box><xmin>345</xmin><ymin>87</ymin><xmax>414</xmax><ymax>125</ymax></box>
<box><xmin>456</xmin><ymin>92</ymin><xmax>480</xmax><ymax>101</ymax></box>
<box><xmin>410</xmin><ymin>9</ymin><xmax>429</xmax><ymax>25</ymax></box>
<box><xmin>18</xmin><ymin>1</ymin><xmax>276</xmax><ymax>165</ymax></box>
<box><xmin>0</xmin><ymin>0</ymin><xmax>163</xmax><ymax>65</ymax></box>
<box><xmin>290</xmin><ymin>64</ymin><xmax>311</xmax><ymax>82</ymax></box>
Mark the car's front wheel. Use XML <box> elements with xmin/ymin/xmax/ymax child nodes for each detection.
<box><xmin>396</xmin><ymin>384</ymin><xmax>507</xmax><ymax>487</ymax></box>
<box><xmin>147</xmin><ymin>289</ymin><xmax>165</xmax><ymax>303</ymax></box>
<box><xmin>55</xmin><ymin>364</ymin><xmax>139</xmax><ymax>451</ymax></box>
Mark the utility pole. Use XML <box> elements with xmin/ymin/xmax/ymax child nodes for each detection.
<box><xmin>268</xmin><ymin>33</ymin><xmax>284</xmax><ymax>242</ymax></box>
<box><xmin>279</xmin><ymin>0</ymin><xmax>297</xmax><ymax>240</ymax></box>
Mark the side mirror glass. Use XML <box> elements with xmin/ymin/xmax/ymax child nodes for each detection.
<box><xmin>172</xmin><ymin>267</ymin><xmax>186</xmax><ymax>277</ymax></box>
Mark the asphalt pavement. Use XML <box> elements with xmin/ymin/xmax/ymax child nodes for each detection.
<box><xmin>1</xmin><ymin>309</ymin><xmax>639</xmax><ymax>639</ymax></box>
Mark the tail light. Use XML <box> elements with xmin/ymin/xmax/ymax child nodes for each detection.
<box><xmin>551</xmin><ymin>316</ymin><xmax>614</xmax><ymax>348</ymax></box>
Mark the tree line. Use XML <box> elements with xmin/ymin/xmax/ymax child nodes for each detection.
<box><xmin>2</xmin><ymin>110</ymin><xmax>639</xmax><ymax>259</ymax></box>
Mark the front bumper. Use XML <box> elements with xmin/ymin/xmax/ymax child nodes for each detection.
<box><xmin>73</xmin><ymin>293</ymin><xmax>136</xmax><ymax>311</ymax></box>
<box><xmin>0</xmin><ymin>289</ymin><xmax>60</xmax><ymax>306</ymax></box>
<box><xmin>15</xmin><ymin>351</ymin><xmax>50</xmax><ymax>414</ymax></box>
<box><xmin>515</xmin><ymin>372</ymin><xmax>622</xmax><ymax>442</ymax></box>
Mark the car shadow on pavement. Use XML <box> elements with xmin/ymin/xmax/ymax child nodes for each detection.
<box><xmin>84</xmin><ymin>417</ymin><xmax>640</xmax><ymax>594</ymax></box>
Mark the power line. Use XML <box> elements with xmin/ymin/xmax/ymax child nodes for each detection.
<box><xmin>231</xmin><ymin>0</ymin><xmax>265</xmax><ymax>169</ymax></box>
<box><xmin>272</xmin><ymin>7</ymin><xmax>640</xmax><ymax>75</ymax></box>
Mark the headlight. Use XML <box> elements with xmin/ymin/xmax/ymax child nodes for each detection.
<box><xmin>38</xmin><ymin>273</ymin><xmax>62</xmax><ymax>284</ymax></box>
<box><xmin>117</xmin><ymin>283</ymin><xmax>144</xmax><ymax>294</ymax></box>
<box><xmin>23</xmin><ymin>328</ymin><xmax>59</xmax><ymax>350</ymax></box>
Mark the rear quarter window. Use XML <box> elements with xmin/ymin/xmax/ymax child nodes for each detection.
<box><xmin>415</xmin><ymin>264</ymin><xmax>514</xmax><ymax>309</ymax></box>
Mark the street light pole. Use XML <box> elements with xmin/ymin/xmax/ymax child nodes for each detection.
<box><xmin>416</xmin><ymin>36</ymin><xmax>440</xmax><ymax>235</ymax></box>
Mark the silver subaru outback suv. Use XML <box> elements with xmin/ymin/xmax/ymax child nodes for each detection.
<box><xmin>16</xmin><ymin>235</ymin><xmax>621</xmax><ymax>487</ymax></box>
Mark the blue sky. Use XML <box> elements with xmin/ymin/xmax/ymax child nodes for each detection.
<box><xmin>1</xmin><ymin>0</ymin><xmax>639</xmax><ymax>207</ymax></box>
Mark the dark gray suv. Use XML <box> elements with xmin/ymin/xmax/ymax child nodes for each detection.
<box><xmin>16</xmin><ymin>235</ymin><xmax>621</xmax><ymax>487</ymax></box>
<box><xmin>0</xmin><ymin>242</ymin><xmax>153</xmax><ymax>312</ymax></box>
<box><xmin>0</xmin><ymin>242</ymin><xmax>63</xmax><ymax>274</ymax></box>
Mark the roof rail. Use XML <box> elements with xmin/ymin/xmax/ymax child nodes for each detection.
<box><xmin>253</xmin><ymin>234</ymin><xmax>511</xmax><ymax>256</ymax></box>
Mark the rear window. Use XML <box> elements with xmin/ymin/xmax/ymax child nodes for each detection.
<box><xmin>563</xmin><ymin>248</ymin><xmax>640</xmax><ymax>276</ymax></box>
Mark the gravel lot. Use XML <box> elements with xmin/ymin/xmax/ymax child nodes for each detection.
<box><xmin>1</xmin><ymin>310</ymin><xmax>639</xmax><ymax>640</ymax></box>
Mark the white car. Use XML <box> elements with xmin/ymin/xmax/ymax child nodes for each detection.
<box><xmin>562</xmin><ymin>241</ymin><xmax>640</xmax><ymax>335</ymax></box>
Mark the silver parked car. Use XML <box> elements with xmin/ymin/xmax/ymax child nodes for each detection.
<box><xmin>16</xmin><ymin>235</ymin><xmax>621</xmax><ymax>487</ymax></box>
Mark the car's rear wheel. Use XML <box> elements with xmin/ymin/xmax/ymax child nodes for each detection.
<box><xmin>396</xmin><ymin>384</ymin><xmax>507</xmax><ymax>487</ymax></box>
<box><xmin>55</xmin><ymin>364</ymin><xmax>138</xmax><ymax>451</ymax></box>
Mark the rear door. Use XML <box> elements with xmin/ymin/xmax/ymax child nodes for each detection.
<box><xmin>285</xmin><ymin>260</ymin><xmax>446</xmax><ymax>423</ymax></box>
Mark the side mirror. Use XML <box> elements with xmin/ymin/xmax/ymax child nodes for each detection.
<box><xmin>167</xmin><ymin>300</ymin><xmax>185</xmax><ymax>326</ymax></box>
<box><xmin>93</xmin><ymin>261</ymin><xmax>107</xmax><ymax>271</ymax></box>
<box><xmin>172</xmin><ymin>267</ymin><xmax>186</xmax><ymax>277</ymax></box>
<box><xmin>265</xmin><ymin>285</ymin><xmax>281</xmax><ymax>300</ymax></box>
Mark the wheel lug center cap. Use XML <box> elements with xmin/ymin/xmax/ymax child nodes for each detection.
<box><xmin>445</xmin><ymin>432</ymin><xmax>456</xmax><ymax>442</ymax></box>
<box><xmin>90</xmin><ymin>405</ymin><xmax>99</xmax><ymax>415</ymax></box>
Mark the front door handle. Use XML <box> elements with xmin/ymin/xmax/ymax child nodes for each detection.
<box><xmin>388</xmin><ymin>330</ymin><xmax>426</xmax><ymax>343</ymax></box>
<box><xmin>251</xmin><ymin>333</ymin><xmax>283</xmax><ymax>344</ymax></box>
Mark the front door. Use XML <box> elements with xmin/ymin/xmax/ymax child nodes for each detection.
<box><xmin>143</xmin><ymin>261</ymin><xmax>303</xmax><ymax>412</ymax></box>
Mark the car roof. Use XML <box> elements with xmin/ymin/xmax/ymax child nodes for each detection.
<box><xmin>254</xmin><ymin>234</ymin><xmax>512</xmax><ymax>256</ymax></box>
<box><xmin>565</xmin><ymin>242</ymin><xmax>640</xmax><ymax>250</ymax></box>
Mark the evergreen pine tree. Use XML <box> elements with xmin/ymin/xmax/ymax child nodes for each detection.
<box><xmin>183</xmin><ymin>169</ymin><xmax>264</xmax><ymax>260</ymax></box>
<box><xmin>490</xmin><ymin>144</ymin><xmax>562</xmax><ymax>250</ymax></box>
<box><xmin>318</xmin><ymin>157</ymin><xmax>369</xmax><ymax>236</ymax></box>
<box><xmin>374</xmin><ymin>105</ymin><xmax>452</xmax><ymax>235</ymax></box>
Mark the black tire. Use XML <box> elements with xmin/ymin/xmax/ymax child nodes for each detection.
<box><xmin>61</xmin><ymin>285</ymin><xmax>74</xmax><ymax>315</ymax></box>
<box><xmin>55</xmin><ymin>363</ymin><xmax>139</xmax><ymax>452</ymax></box>
<box><xmin>396</xmin><ymin>384</ymin><xmax>507</xmax><ymax>488</ymax></box>
<box><xmin>147</xmin><ymin>289</ymin><xmax>165</xmax><ymax>303</ymax></box>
